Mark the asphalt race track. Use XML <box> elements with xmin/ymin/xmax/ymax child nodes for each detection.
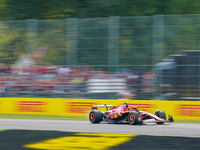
<box><xmin>0</xmin><ymin>119</ymin><xmax>199</xmax><ymax>138</ymax></box>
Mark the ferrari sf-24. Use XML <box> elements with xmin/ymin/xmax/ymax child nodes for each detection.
<box><xmin>89</xmin><ymin>103</ymin><xmax>174</xmax><ymax>125</ymax></box>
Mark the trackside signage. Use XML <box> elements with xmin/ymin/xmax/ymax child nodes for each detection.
<box><xmin>128</xmin><ymin>104</ymin><xmax>154</xmax><ymax>113</ymax></box>
<box><xmin>0</xmin><ymin>98</ymin><xmax>199</xmax><ymax>120</ymax></box>
<box><xmin>16</xmin><ymin>101</ymin><xmax>47</xmax><ymax>112</ymax></box>
<box><xmin>177</xmin><ymin>105</ymin><xmax>200</xmax><ymax>117</ymax></box>
<box><xmin>67</xmin><ymin>102</ymin><xmax>96</xmax><ymax>113</ymax></box>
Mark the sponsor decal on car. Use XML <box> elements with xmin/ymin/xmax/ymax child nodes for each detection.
<box><xmin>107</xmin><ymin>113</ymin><xmax>114</xmax><ymax>119</ymax></box>
<box><xmin>24</xmin><ymin>133</ymin><xmax>137</xmax><ymax>150</ymax></box>
<box><xmin>16</xmin><ymin>101</ymin><xmax>47</xmax><ymax>112</ymax></box>
<box><xmin>137</xmin><ymin>116</ymin><xmax>143</xmax><ymax>121</ymax></box>
<box><xmin>177</xmin><ymin>104</ymin><xmax>200</xmax><ymax>117</ymax></box>
<box><xmin>114</xmin><ymin>113</ymin><xmax>118</xmax><ymax>119</ymax></box>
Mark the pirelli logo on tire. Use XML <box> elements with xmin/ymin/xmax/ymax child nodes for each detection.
<box><xmin>177</xmin><ymin>105</ymin><xmax>200</xmax><ymax>117</ymax></box>
<box><xmin>16</xmin><ymin>101</ymin><xmax>47</xmax><ymax>112</ymax></box>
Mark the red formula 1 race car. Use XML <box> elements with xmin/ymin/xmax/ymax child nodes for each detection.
<box><xmin>89</xmin><ymin>103</ymin><xmax>174</xmax><ymax>125</ymax></box>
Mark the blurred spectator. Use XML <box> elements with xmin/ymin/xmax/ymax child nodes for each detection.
<box><xmin>57</xmin><ymin>66</ymin><xmax>71</xmax><ymax>75</ymax></box>
<box><xmin>126</xmin><ymin>71</ymin><xmax>138</xmax><ymax>90</ymax></box>
<box><xmin>0</xmin><ymin>65</ymin><xmax>154</xmax><ymax>99</ymax></box>
<box><xmin>0</xmin><ymin>63</ymin><xmax>11</xmax><ymax>74</ymax></box>
<box><xmin>117</xmin><ymin>88</ymin><xmax>135</xmax><ymax>100</ymax></box>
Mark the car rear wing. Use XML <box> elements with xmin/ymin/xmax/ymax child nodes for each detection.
<box><xmin>92</xmin><ymin>104</ymin><xmax>114</xmax><ymax>111</ymax></box>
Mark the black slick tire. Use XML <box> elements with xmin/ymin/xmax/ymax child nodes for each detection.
<box><xmin>89</xmin><ymin>110</ymin><xmax>103</xmax><ymax>123</ymax></box>
<box><xmin>155</xmin><ymin>110</ymin><xmax>166</xmax><ymax>124</ymax></box>
<box><xmin>128</xmin><ymin>111</ymin><xmax>143</xmax><ymax>125</ymax></box>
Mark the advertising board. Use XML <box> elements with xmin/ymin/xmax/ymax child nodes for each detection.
<box><xmin>0</xmin><ymin>98</ymin><xmax>199</xmax><ymax>120</ymax></box>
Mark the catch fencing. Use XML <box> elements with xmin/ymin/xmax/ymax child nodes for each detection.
<box><xmin>0</xmin><ymin>14</ymin><xmax>200</xmax><ymax>99</ymax></box>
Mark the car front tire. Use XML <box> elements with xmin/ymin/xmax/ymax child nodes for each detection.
<box><xmin>128</xmin><ymin>111</ymin><xmax>143</xmax><ymax>125</ymax></box>
<box><xmin>155</xmin><ymin>110</ymin><xmax>166</xmax><ymax>124</ymax></box>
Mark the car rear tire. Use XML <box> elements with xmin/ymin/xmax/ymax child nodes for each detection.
<box><xmin>89</xmin><ymin>110</ymin><xmax>103</xmax><ymax>123</ymax></box>
<box><xmin>155</xmin><ymin>110</ymin><xmax>166</xmax><ymax>124</ymax></box>
<box><xmin>128</xmin><ymin>111</ymin><xmax>143</xmax><ymax>125</ymax></box>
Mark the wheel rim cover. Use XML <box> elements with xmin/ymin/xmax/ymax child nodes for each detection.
<box><xmin>129</xmin><ymin>114</ymin><xmax>134</xmax><ymax>122</ymax></box>
<box><xmin>90</xmin><ymin>113</ymin><xmax>95</xmax><ymax>120</ymax></box>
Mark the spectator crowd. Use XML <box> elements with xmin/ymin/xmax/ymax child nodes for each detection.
<box><xmin>0</xmin><ymin>64</ymin><xmax>155</xmax><ymax>99</ymax></box>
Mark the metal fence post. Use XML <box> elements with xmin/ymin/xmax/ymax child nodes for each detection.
<box><xmin>0</xmin><ymin>21</ymin><xmax>1</xmax><ymax>50</ymax></box>
<box><xmin>108</xmin><ymin>16</ymin><xmax>119</xmax><ymax>72</ymax></box>
<box><xmin>26</xmin><ymin>19</ymin><xmax>38</xmax><ymax>55</ymax></box>
<box><xmin>152</xmin><ymin>15</ymin><xmax>164</xmax><ymax>65</ymax></box>
<box><xmin>199</xmin><ymin>24</ymin><xmax>200</xmax><ymax>97</ymax></box>
<box><xmin>66</xmin><ymin>18</ymin><xmax>77</xmax><ymax>66</ymax></box>
<box><xmin>152</xmin><ymin>15</ymin><xmax>164</xmax><ymax>97</ymax></box>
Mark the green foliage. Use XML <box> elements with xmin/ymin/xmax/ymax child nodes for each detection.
<box><xmin>0</xmin><ymin>0</ymin><xmax>200</xmax><ymax>67</ymax></box>
<box><xmin>1</xmin><ymin>0</ymin><xmax>200</xmax><ymax>21</ymax></box>
<box><xmin>0</xmin><ymin>22</ymin><xmax>26</xmax><ymax>64</ymax></box>
<box><xmin>0</xmin><ymin>0</ymin><xmax>80</xmax><ymax>20</ymax></box>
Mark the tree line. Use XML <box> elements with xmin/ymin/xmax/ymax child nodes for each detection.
<box><xmin>0</xmin><ymin>0</ymin><xmax>200</xmax><ymax>21</ymax></box>
<box><xmin>0</xmin><ymin>0</ymin><xmax>200</xmax><ymax>69</ymax></box>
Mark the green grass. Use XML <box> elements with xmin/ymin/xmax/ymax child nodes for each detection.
<box><xmin>173</xmin><ymin>120</ymin><xmax>200</xmax><ymax>124</ymax></box>
<box><xmin>0</xmin><ymin>114</ymin><xmax>199</xmax><ymax>124</ymax></box>
<box><xmin>0</xmin><ymin>114</ymin><xmax>88</xmax><ymax>121</ymax></box>
<box><xmin>0</xmin><ymin>129</ymin><xmax>9</xmax><ymax>132</ymax></box>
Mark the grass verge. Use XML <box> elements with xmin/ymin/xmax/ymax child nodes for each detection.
<box><xmin>0</xmin><ymin>114</ymin><xmax>199</xmax><ymax>124</ymax></box>
<box><xmin>0</xmin><ymin>114</ymin><xmax>88</xmax><ymax>121</ymax></box>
